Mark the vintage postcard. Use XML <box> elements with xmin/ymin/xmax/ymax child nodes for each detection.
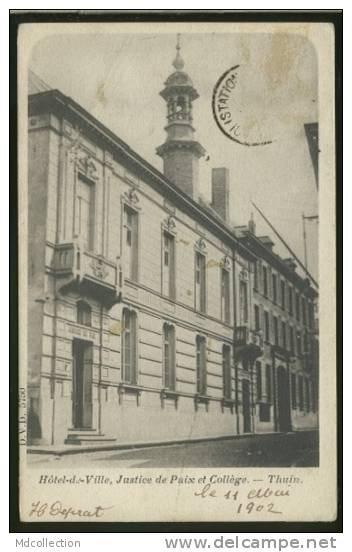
<box><xmin>17</xmin><ymin>18</ymin><xmax>337</xmax><ymax>523</ymax></box>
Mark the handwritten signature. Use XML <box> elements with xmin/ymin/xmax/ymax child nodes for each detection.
<box><xmin>29</xmin><ymin>500</ymin><xmax>113</xmax><ymax>520</ymax></box>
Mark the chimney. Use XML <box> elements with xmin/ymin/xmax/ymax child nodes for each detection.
<box><xmin>258</xmin><ymin>236</ymin><xmax>274</xmax><ymax>251</ymax></box>
<box><xmin>211</xmin><ymin>167</ymin><xmax>229</xmax><ymax>223</ymax></box>
<box><xmin>248</xmin><ymin>213</ymin><xmax>256</xmax><ymax>235</ymax></box>
<box><xmin>284</xmin><ymin>258</ymin><xmax>297</xmax><ymax>272</ymax></box>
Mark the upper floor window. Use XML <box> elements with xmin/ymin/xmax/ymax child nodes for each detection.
<box><xmin>281</xmin><ymin>321</ymin><xmax>287</xmax><ymax>349</ymax></box>
<box><xmin>76</xmin><ymin>174</ymin><xmax>95</xmax><ymax>250</ymax></box>
<box><xmin>262</xmin><ymin>266</ymin><xmax>268</xmax><ymax>297</ymax></box>
<box><xmin>289</xmin><ymin>326</ymin><xmax>295</xmax><ymax>354</ymax></box>
<box><xmin>163</xmin><ymin>324</ymin><xmax>176</xmax><ymax>390</ymax></box>
<box><xmin>196</xmin><ymin>336</ymin><xmax>207</xmax><ymax>395</ymax></box>
<box><xmin>253</xmin><ymin>261</ymin><xmax>259</xmax><ymax>290</ymax></box>
<box><xmin>297</xmin><ymin>330</ymin><xmax>302</xmax><ymax>355</ymax></box>
<box><xmin>195</xmin><ymin>252</ymin><xmax>206</xmax><ymax>313</ymax></box>
<box><xmin>222</xmin><ymin>345</ymin><xmax>232</xmax><ymax>400</ymax></box>
<box><xmin>221</xmin><ymin>268</ymin><xmax>230</xmax><ymax>324</ymax></box>
<box><xmin>162</xmin><ymin>232</ymin><xmax>175</xmax><ymax>299</ymax></box>
<box><xmin>123</xmin><ymin>205</ymin><xmax>138</xmax><ymax>281</ymax></box>
<box><xmin>254</xmin><ymin>305</ymin><xmax>260</xmax><ymax>331</ymax></box>
<box><xmin>239</xmin><ymin>280</ymin><xmax>248</xmax><ymax>324</ymax></box>
<box><xmin>302</xmin><ymin>297</ymin><xmax>307</xmax><ymax>325</ymax></box>
<box><xmin>303</xmin><ymin>332</ymin><xmax>308</xmax><ymax>354</ymax></box>
<box><xmin>281</xmin><ymin>280</ymin><xmax>286</xmax><ymax>310</ymax></box>
<box><xmin>273</xmin><ymin>316</ymin><xmax>279</xmax><ymax>346</ymax></box>
<box><xmin>272</xmin><ymin>273</ymin><xmax>277</xmax><ymax>303</ymax></box>
<box><xmin>264</xmin><ymin>311</ymin><xmax>270</xmax><ymax>342</ymax></box>
<box><xmin>308</xmin><ymin>301</ymin><xmax>314</xmax><ymax>329</ymax></box>
<box><xmin>288</xmin><ymin>287</ymin><xmax>293</xmax><ymax>315</ymax></box>
<box><xmin>121</xmin><ymin>309</ymin><xmax>137</xmax><ymax>384</ymax></box>
<box><xmin>295</xmin><ymin>291</ymin><xmax>301</xmax><ymax>321</ymax></box>
<box><xmin>77</xmin><ymin>300</ymin><xmax>92</xmax><ymax>327</ymax></box>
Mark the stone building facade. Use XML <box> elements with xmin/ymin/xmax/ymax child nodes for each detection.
<box><xmin>26</xmin><ymin>45</ymin><xmax>318</xmax><ymax>447</ymax></box>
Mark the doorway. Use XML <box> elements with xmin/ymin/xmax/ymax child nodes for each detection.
<box><xmin>277</xmin><ymin>366</ymin><xmax>291</xmax><ymax>432</ymax></box>
<box><xmin>72</xmin><ymin>339</ymin><xmax>93</xmax><ymax>429</ymax></box>
<box><xmin>242</xmin><ymin>379</ymin><xmax>251</xmax><ymax>433</ymax></box>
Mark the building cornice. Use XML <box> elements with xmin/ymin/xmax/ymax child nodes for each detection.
<box><xmin>28</xmin><ymin>89</ymin><xmax>257</xmax><ymax>263</ymax></box>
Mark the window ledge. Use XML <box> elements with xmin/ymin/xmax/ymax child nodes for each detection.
<box><xmin>194</xmin><ymin>394</ymin><xmax>210</xmax><ymax>411</ymax></box>
<box><xmin>160</xmin><ymin>388</ymin><xmax>179</xmax><ymax>409</ymax></box>
<box><xmin>221</xmin><ymin>397</ymin><xmax>236</xmax><ymax>413</ymax></box>
<box><xmin>118</xmin><ymin>383</ymin><xmax>142</xmax><ymax>405</ymax></box>
<box><xmin>161</xmin><ymin>388</ymin><xmax>178</xmax><ymax>397</ymax></box>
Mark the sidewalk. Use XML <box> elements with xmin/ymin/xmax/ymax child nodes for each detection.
<box><xmin>27</xmin><ymin>429</ymin><xmax>317</xmax><ymax>457</ymax></box>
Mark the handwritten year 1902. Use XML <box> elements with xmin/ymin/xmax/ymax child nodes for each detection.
<box><xmin>194</xmin><ymin>484</ymin><xmax>286</xmax><ymax>515</ymax></box>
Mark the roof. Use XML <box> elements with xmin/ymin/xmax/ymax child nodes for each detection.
<box><xmin>238</xmin><ymin>230</ymin><xmax>318</xmax><ymax>297</ymax></box>
<box><xmin>27</xmin><ymin>75</ymin><xmax>318</xmax><ymax>297</ymax></box>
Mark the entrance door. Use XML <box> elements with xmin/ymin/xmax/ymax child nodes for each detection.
<box><xmin>277</xmin><ymin>366</ymin><xmax>291</xmax><ymax>432</ymax></box>
<box><xmin>242</xmin><ymin>379</ymin><xmax>251</xmax><ymax>433</ymax></box>
<box><xmin>72</xmin><ymin>340</ymin><xmax>93</xmax><ymax>429</ymax></box>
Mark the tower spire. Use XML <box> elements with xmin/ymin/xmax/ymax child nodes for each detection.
<box><xmin>156</xmin><ymin>36</ymin><xmax>205</xmax><ymax>200</ymax></box>
<box><xmin>173</xmin><ymin>33</ymin><xmax>184</xmax><ymax>71</ymax></box>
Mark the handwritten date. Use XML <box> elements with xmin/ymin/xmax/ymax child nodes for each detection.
<box><xmin>194</xmin><ymin>483</ymin><xmax>289</xmax><ymax>515</ymax></box>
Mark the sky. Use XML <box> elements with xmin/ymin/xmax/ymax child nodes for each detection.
<box><xmin>29</xmin><ymin>30</ymin><xmax>319</xmax><ymax>280</ymax></box>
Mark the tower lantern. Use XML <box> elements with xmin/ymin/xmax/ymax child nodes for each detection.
<box><xmin>157</xmin><ymin>35</ymin><xmax>205</xmax><ymax>200</ymax></box>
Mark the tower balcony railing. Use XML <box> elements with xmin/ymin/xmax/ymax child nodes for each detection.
<box><xmin>167</xmin><ymin>112</ymin><xmax>192</xmax><ymax>123</ymax></box>
<box><xmin>52</xmin><ymin>241</ymin><xmax>122</xmax><ymax>308</ymax></box>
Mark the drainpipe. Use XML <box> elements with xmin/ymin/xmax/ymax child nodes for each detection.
<box><xmin>98</xmin><ymin>303</ymin><xmax>104</xmax><ymax>435</ymax></box>
<box><xmin>232</xmin><ymin>251</ymin><xmax>240</xmax><ymax>435</ymax></box>
<box><xmin>272</xmin><ymin>348</ymin><xmax>278</xmax><ymax>432</ymax></box>
<box><xmin>250</xmin><ymin>358</ymin><xmax>255</xmax><ymax>433</ymax></box>
<box><xmin>50</xmin><ymin>127</ymin><xmax>66</xmax><ymax>446</ymax></box>
<box><xmin>286</xmin><ymin>355</ymin><xmax>292</xmax><ymax>431</ymax></box>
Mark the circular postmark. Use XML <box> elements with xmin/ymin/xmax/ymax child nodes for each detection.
<box><xmin>212</xmin><ymin>65</ymin><xmax>273</xmax><ymax>147</ymax></box>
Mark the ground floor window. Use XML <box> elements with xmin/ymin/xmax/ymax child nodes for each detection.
<box><xmin>305</xmin><ymin>377</ymin><xmax>311</xmax><ymax>411</ymax></box>
<box><xmin>266</xmin><ymin>364</ymin><xmax>272</xmax><ymax>403</ymax></box>
<box><xmin>298</xmin><ymin>375</ymin><xmax>304</xmax><ymax>411</ymax></box>
<box><xmin>291</xmin><ymin>373</ymin><xmax>297</xmax><ymax>409</ymax></box>
<box><xmin>121</xmin><ymin>309</ymin><xmax>137</xmax><ymax>384</ymax></box>
<box><xmin>196</xmin><ymin>336</ymin><xmax>207</xmax><ymax>395</ymax></box>
<box><xmin>163</xmin><ymin>324</ymin><xmax>176</xmax><ymax>390</ymax></box>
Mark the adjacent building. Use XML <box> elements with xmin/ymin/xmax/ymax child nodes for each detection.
<box><xmin>27</xmin><ymin>43</ymin><xmax>318</xmax><ymax>446</ymax></box>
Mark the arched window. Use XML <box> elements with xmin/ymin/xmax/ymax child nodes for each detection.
<box><xmin>121</xmin><ymin>309</ymin><xmax>137</xmax><ymax>384</ymax></box>
<box><xmin>77</xmin><ymin>300</ymin><xmax>92</xmax><ymax>327</ymax></box>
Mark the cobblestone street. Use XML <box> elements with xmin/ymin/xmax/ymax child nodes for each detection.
<box><xmin>28</xmin><ymin>431</ymin><xmax>318</xmax><ymax>468</ymax></box>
